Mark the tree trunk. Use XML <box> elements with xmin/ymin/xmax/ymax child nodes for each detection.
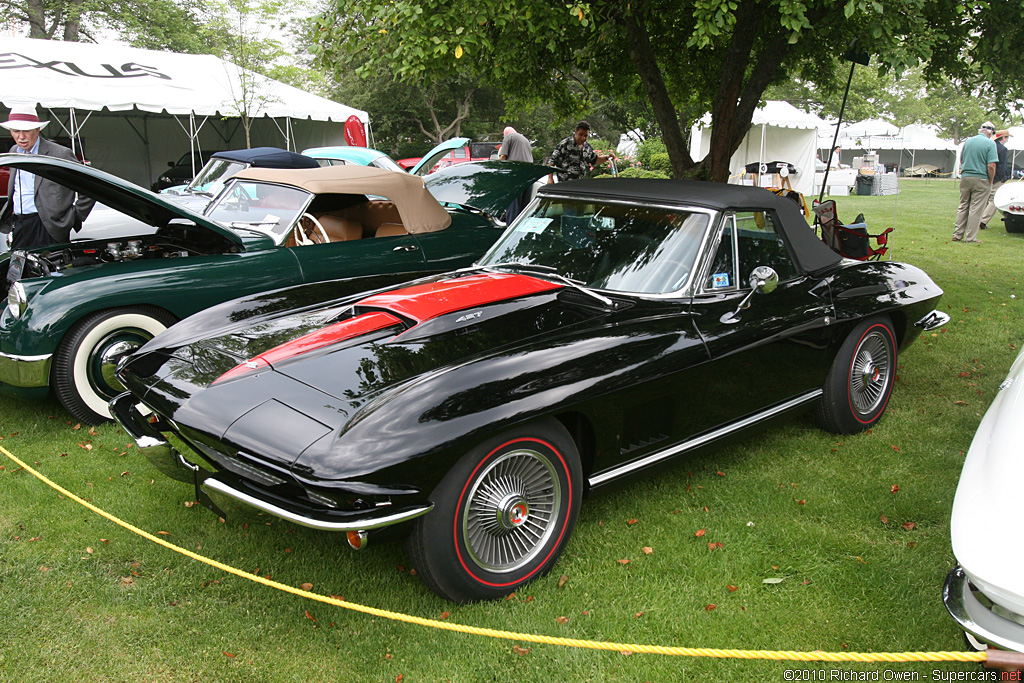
<box><xmin>26</xmin><ymin>0</ymin><xmax>50</xmax><ymax>38</ymax></box>
<box><xmin>62</xmin><ymin>0</ymin><xmax>84</xmax><ymax>40</ymax></box>
<box><xmin>618</xmin><ymin>8</ymin><xmax>694</xmax><ymax>178</ymax></box>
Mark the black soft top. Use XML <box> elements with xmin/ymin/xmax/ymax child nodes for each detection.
<box><xmin>539</xmin><ymin>178</ymin><xmax>842</xmax><ymax>274</ymax></box>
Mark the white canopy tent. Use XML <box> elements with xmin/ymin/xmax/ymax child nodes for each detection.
<box><xmin>690</xmin><ymin>100</ymin><xmax>823</xmax><ymax>196</ymax></box>
<box><xmin>826</xmin><ymin>121</ymin><xmax>957</xmax><ymax>175</ymax></box>
<box><xmin>0</xmin><ymin>37</ymin><xmax>368</xmax><ymax>186</ymax></box>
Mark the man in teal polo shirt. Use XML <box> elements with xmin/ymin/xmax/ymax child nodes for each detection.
<box><xmin>953</xmin><ymin>122</ymin><xmax>998</xmax><ymax>243</ymax></box>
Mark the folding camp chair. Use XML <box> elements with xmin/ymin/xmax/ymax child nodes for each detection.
<box><xmin>811</xmin><ymin>199</ymin><xmax>892</xmax><ymax>261</ymax></box>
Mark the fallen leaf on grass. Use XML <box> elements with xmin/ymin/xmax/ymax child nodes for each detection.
<box><xmin>223</xmin><ymin>652</ymin><xmax>236</xmax><ymax>658</ymax></box>
<box><xmin>157</xmin><ymin>531</ymin><xmax>170</xmax><ymax>536</ymax></box>
<box><xmin>727</xmin><ymin>585</ymin><xmax>739</xmax><ymax>592</ymax></box>
<box><xmin>634</xmin><ymin>612</ymin><xmax>644</xmax><ymax>618</ymax></box>
<box><xmin>558</xmin><ymin>574</ymin><xmax>568</xmax><ymax>588</ymax></box>
<box><xmin>512</xmin><ymin>646</ymin><xmax>530</xmax><ymax>656</ymax></box>
<box><xmin>78</xmin><ymin>443</ymin><xmax>92</xmax><ymax>450</ymax></box>
<box><xmin>304</xmin><ymin>610</ymin><xmax>316</xmax><ymax>622</ymax></box>
<box><xmin>795</xmin><ymin>499</ymin><xmax>806</xmax><ymax>505</ymax></box>
<box><xmin>891</xmin><ymin>485</ymin><xmax>900</xmax><ymax>494</ymax></box>
<box><xmin>708</xmin><ymin>542</ymin><xmax>724</xmax><ymax>550</ymax></box>
<box><xmin>705</xmin><ymin>604</ymin><xmax>716</xmax><ymax>611</ymax></box>
<box><xmin>617</xmin><ymin>559</ymin><xmax>630</xmax><ymax>565</ymax></box>
<box><xmin>440</xmin><ymin>612</ymin><xmax>450</xmax><ymax>620</ymax></box>
<box><xmin>300</xmin><ymin>582</ymin><xmax>313</xmax><ymax>591</ymax></box>
<box><xmin>695</xmin><ymin>528</ymin><xmax>706</xmax><ymax>538</ymax></box>
<box><xmin>39</xmin><ymin>566</ymin><xmax>49</xmax><ymax>572</ymax></box>
<box><xmin>627</xmin><ymin>518</ymin><xmax>638</xmax><ymax>525</ymax></box>
<box><xmin>395</xmin><ymin>675</ymin><xmax>403</xmax><ymax>683</ymax></box>
<box><xmin>85</xmin><ymin>547</ymin><xmax>93</xmax><ymax>554</ymax></box>
<box><xmin>902</xmin><ymin>522</ymin><xmax>916</xmax><ymax>531</ymax></box>
<box><xmin>880</xmin><ymin>515</ymin><xmax>889</xmax><ymax>525</ymax></box>
<box><xmin>642</xmin><ymin>547</ymin><xmax>653</xmax><ymax>555</ymax></box>
<box><xmin>762</xmin><ymin>578</ymin><xmax>785</xmax><ymax>584</ymax></box>
<box><xmin>555</xmin><ymin>616</ymin><xmax>569</xmax><ymax>624</ymax></box>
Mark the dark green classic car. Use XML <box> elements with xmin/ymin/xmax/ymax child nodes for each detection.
<box><xmin>0</xmin><ymin>155</ymin><xmax>548</xmax><ymax>423</ymax></box>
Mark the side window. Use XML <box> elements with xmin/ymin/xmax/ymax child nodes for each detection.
<box><xmin>704</xmin><ymin>215</ymin><xmax>737</xmax><ymax>291</ymax></box>
<box><xmin>452</xmin><ymin>147</ymin><xmax>468</xmax><ymax>159</ymax></box>
<box><xmin>735</xmin><ymin>211</ymin><xmax>798</xmax><ymax>284</ymax></box>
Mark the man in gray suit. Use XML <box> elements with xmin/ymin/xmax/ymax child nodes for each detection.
<box><xmin>1</xmin><ymin>104</ymin><xmax>94</xmax><ymax>250</ymax></box>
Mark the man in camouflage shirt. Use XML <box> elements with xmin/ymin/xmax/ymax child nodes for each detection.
<box><xmin>548</xmin><ymin>120</ymin><xmax>611</xmax><ymax>182</ymax></box>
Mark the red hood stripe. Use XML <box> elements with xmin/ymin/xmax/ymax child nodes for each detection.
<box><xmin>357</xmin><ymin>273</ymin><xmax>562</xmax><ymax>323</ymax></box>
<box><xmin>212</xmin><ymin>311</ymin><xmax>402</xmax><ymax>385</ymax></box>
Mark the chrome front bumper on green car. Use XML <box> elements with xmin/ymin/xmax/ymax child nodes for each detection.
<box><xmin>0</xmin><ymin>350</ymin><xmax>52</xmax><ymax>388</ymax></box>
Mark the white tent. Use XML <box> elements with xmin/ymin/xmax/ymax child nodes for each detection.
<box><xmin>827</xmin><ymin>121</ymin><xmax>957</xmax><ymax>175</ymax></box>
<box><xmin>690</xmin><ymin>100</ymin><xmax>823</xmax><ymax>196</ymax></box>
<box><xmin>0</xmin><ymin>37</ymin><xmax>368</xmax><ymax>186</ymax></box>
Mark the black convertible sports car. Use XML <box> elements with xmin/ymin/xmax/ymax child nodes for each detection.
<box><xmin>112</xmin><ymin>178</ymin><xmax>949</xmax><ymax>602</ymax></box>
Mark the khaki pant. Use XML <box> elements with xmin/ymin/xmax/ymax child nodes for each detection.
<box><xmin>954</xmin><ymin>176</ymin><xmax>991</xmax><ymax>242</ymax></box>
<box><xmin>980</xmin><ymin>180</ymin><xmax>1005</xmax><ymax>226</ymax></box>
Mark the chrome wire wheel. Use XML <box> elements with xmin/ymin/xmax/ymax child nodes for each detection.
<box><xmin>461</xmin><ymin>448</ymin><xmax>561</xmax><ymax>574</ymax></box>
<box><xmin>849</xmin><ymin>329</ymin><xmax>892</xmax><ymax>415</ymax></box>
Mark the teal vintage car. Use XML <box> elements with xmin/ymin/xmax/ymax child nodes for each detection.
<box><xmin>0</xmin><ymin>155</ymin><xmax>549</xmax><ymax>423</ymax></box>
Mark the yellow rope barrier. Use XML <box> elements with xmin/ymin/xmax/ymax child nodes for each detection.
<box><xmin>0</xmin><ymin>443</ymin><xmax>989</xmax><ymax>664</ymax></box>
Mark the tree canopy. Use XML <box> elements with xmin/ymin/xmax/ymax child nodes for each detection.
<box><xmin>315</xmin><ymin>0</ymin><xmax>1024</xmax><ymax>181</ymax></box>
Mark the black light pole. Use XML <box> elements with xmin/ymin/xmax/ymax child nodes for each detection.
<box><xmin>820</xmin><ymin>40</ymin><xmax>870</xmax><ymax>204</ymax></box>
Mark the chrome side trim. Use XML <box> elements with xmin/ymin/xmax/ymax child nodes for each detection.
<box><xmin>944</xmin><ymin>565</ymin><xmax>1024</xmax><ymax>652</ymax></box>
<box><xmin>588</xmin><ymin>389</ymin><xmax>823</xmax><ymax>487</ymax></box>
<box><xmin>914</xmin><ymin>309</ymin><xmax>951</xmax><ymax>331</ymax></box>
<box><xmin>0</xmin><ymin>350</ymin><xmax>52</xmax><ymax>388</ymax></box>
<box><xmin>201</xmin><ymin>477</ymin><xmax>433</xmax><ymax>532</ymax></box>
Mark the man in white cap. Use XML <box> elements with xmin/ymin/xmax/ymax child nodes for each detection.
<box><xmin>1</xmin><ymin>104</ymin><xmax>94</xmax><ymax>250</ymax></box>
<box><xmin>952</xmin><ymin>121</ymin><xmax>998</xmax><ymax>244</ymax></box>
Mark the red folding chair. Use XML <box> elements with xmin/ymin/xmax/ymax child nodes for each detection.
<box><xmin>811</xmin><ymin>199</ymin><xmax>892</xmax><ymax>260</ymax></box>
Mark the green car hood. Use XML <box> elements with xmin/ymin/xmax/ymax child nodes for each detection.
<box><xmin>424</xmin><ymin>161</ymin><xmax>551</xmax><ymax>217</ymax></box>
<box><xmin>0</xmin><ymin>153</ymin><xmax>244</xmax><ymax>248</ymax></box>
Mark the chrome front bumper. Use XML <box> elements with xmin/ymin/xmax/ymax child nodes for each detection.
<box><xmin>109</xmin><ymin>392</ymin><xmax>433</xmax><ymax>533</ymax></box>
<box><xmin>915</xmin><ymin>309</ymin><xmax>951</xmax><ymax>331</ymax></box>
<box><xmin>944</xmin><ymin>565</ymin><xmax>1024</xmax><ymax>652</ymax></box>
<box><xmin>0</xmin><ymin>350</ymin><xmax>52</xmax><ymax>388</ymax></box>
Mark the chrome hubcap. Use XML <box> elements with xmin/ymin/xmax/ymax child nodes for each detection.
<box><xmin>462</xmin><ymin>448</ymin><xmax>560</xmax><ymax>574</ymax></box>
<box><xmin>90</xmin><ymin>335</ymin><xmax>147</xmax><ymax>399</ymax></box>
<box><xmin>850</xmin><ymin>330</ymin><xmax>890</xmax><ymax>414</ymax></box>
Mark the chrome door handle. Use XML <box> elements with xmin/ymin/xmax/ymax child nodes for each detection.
<box><xmin>393</xmin><ymin>244</ymin><xmax>419</xmax><ymax>252</ymax></box>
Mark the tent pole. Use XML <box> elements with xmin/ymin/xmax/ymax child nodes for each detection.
<box><xmin>821</xmin><ymin>45</ymin><xmax>865</xmax><ymax>202</ymax></box>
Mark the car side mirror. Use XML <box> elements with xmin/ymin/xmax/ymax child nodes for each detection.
<box><xmin>720</xmin><ymin>266</ymin><xmax>779</xmax><ymax>324</ymax></box>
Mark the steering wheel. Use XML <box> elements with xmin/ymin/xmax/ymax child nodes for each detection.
<box><xmin>292</xmin><ymin>213</ymin><xmax>330</xmax><ymax>246</ymax></box>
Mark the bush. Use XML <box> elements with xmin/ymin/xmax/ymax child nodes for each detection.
<box><xmin>593</xmin><ymin>167</ymin><xmax>671</xmax><ymax>180</ymax></box>
<box><xmin>648</xmin><ymin>152</ymin><xmax>673</xmax><ymax>175</ymax></box>
<box><xmin>636</xmin><ymin>138</ymin><xmax>667</xmax><ymax>168</ymax></box>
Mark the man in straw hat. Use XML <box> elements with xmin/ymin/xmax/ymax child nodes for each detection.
<box><xmin>980</xmin><ymin>129</ymin><xmax>1012</xmax><ymax>230</ymax></box>
<box><xmin>1</xmin><ymin>104</ymin><xmax>94</xmax><ymax>250</ymax></box>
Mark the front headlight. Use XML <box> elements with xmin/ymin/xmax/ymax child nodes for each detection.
<box><xmin>7</xmin><ymin>281</ymin><xmax>27</xmax><ymax>319</ymax></box>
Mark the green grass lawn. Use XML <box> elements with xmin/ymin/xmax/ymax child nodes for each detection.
<box><xmin>1</xmin><ymin>177</ymin><xmax>1021</xmax><ymax>682</ymax></box>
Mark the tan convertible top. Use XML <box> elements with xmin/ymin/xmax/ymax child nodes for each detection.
<box><xmin>232</xmin><ymin>165</ymin><xmax>452</xmax><ymax>234</ymax></box>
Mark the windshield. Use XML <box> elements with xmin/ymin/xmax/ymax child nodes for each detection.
<box><xmin>412</xmin><ymin>148</ymin><xmax>458</xmax><ymax>176</ymax></box>
<box><xmin>371</xmin><ymin>155</ymin><xmax>405</xmax><ymax>173</ymax></box>
<box><xmin>205</xmin><ymin>179</ymin><xmax>311</xmax><ymax>238</ymax></box>
<box><xmin>186</xmin><ymin>158</ymin><xmax>247</xmax><ymax>195</ymax></box>
<box><xmin>479</xmin><ymin>198</ymin><xmax>711</xmax><ymax>295</ymax></box>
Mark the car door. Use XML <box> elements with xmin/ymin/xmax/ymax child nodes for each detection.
<box><xmin>289</xmin><ymin>232</ymin><xmax>429</xmax><ymax>285</ymax></box>
<box><xmin>687</xmin><ymin>209</ymin><xmax>836</xmax><ymax>429</ymax></box>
